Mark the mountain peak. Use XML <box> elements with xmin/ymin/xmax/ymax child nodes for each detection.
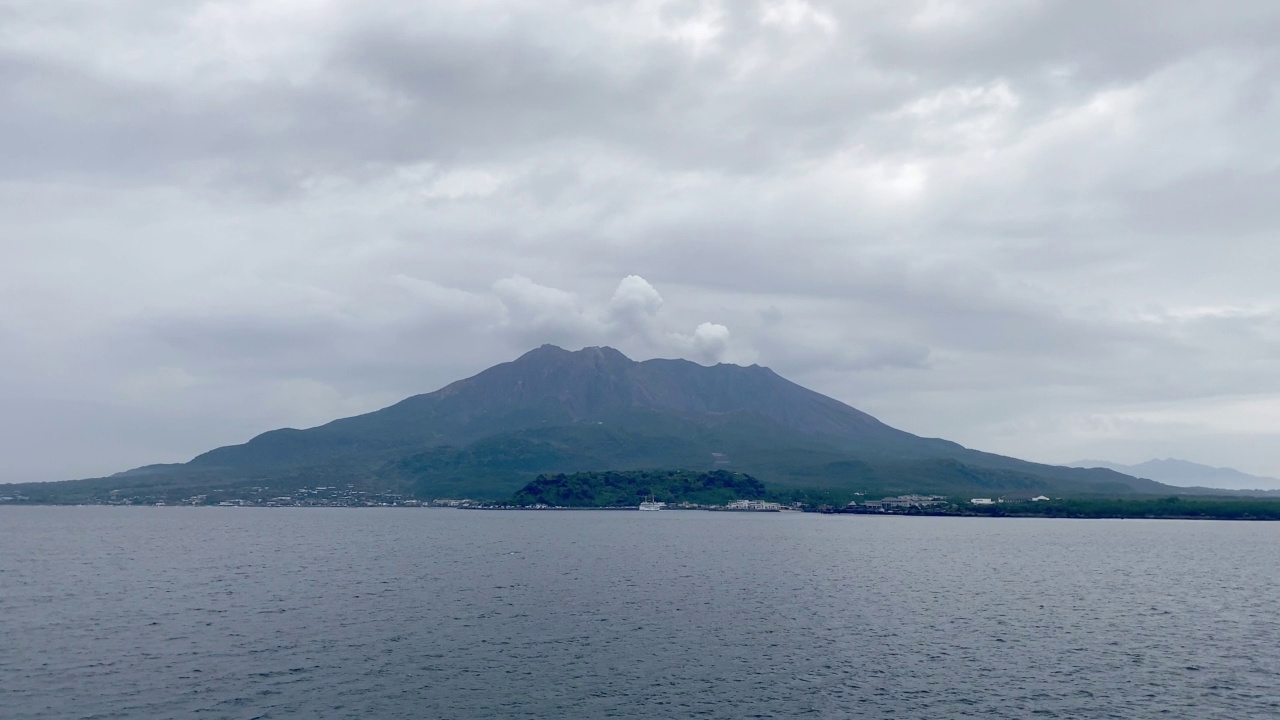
<box><xmin>1066</xmin><ymin>457</ymin><xmax>1280</xmax><ymax>491</ymax></box>
<box><xmin>517</xmin><ymin>343</ymin><xmax>571</xmax><ymax>360</ymax></box>
<box><xmin>517</xmin><ymin>344</ymin><xmax>632</xmax><ymax>362</ymax></box>
<box><xmin>33</xmin><ymin>344</ymin><xmax>1184</xmax><ymax>502</ymax></box>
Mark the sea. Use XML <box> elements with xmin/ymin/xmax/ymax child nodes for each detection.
<box><xmin>2</xmin><ymin>507</ymin><xmax>1278</xmax><ymax>719</ymax></box>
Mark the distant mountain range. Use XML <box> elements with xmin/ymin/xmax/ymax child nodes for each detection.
<box><xmin>1068</xmin><ymin>458</ymin><xmax>1280</xmax><ymax>491</ymax></box>
<box><xmin>7</xmin><ymin>345</ymin><xmax>1198</xmax><ymax>504</ymax></box>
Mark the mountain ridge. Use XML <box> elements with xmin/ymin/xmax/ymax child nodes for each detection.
<box><xmin>1068</xmin><ymin>458</ymin><xmax>1280</xmax><ymax>491</ymax></box>
<box><xmin>5</xmin><ymin>345</ymin><xmax>1198</xmax><ymax>503</ymax></box>
<box><xmin>187</xmin><ymin>344</ymin><xmax>947</xmax><ymax>473</ymax></box>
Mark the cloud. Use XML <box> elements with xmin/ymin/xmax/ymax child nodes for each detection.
<box><xmin>685</xmin><ymin>322</ymin><xmax>732</xmax><ymax>364</ymax></box>
<box><xmin>4</xmin><ymin>0</ymin><xmax>1280</xmax><ymax>481</ymax></box>
<box><xmin>493</xmin><ymin>274</ymin><xmax>740</xmax><ymax>365</ymax></box>
<box><xmin>608</xmin><ymin>274</ymin><xmax>665</xmax><ymax>329</ymax></box>
<box><xmin>602</xmin><ymin>276</ymin><xmax>740</xmax><ymax>365</ymax></box>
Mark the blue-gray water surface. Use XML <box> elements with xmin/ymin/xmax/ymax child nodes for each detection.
<box><xmin>2</xmin><ymin>507</ymin><xmax>1278</xmax><ymax>719</ymax></box>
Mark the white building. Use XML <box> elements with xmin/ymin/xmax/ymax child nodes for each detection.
<box><xmin>726</xmin><ymin>499</ymin><xmax>783</xmax><ymax>511</ymax></box>
<box><xmin>879</xmin><ymin>495</ymin><xmax>947</xmax><ymax>509</ymax></box>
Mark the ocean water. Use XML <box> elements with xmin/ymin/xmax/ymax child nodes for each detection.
<box><xmin>2</xmin><ymin>507</ymin><xmax>1279</xmax><ymax>719</ymax></box>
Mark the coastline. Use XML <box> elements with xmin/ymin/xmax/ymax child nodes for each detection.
<box><xmin>4</xmin><ymin>502</ymin><xmax>1280</xmax><ymax>521</ymax></box>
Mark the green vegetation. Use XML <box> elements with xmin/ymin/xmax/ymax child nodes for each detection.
<box><xmin>513</xmin><ymin>469</ymin><xmax>767</xmax><ymax>507</ymax></box>
<box><xmin>964</xmin><ymin>496</ymin><xmax>1280</xmax><ymax>520</ymax></box>
<box><xmin>8</xmin><ymin>468</ymin><xmax>1280</xmax><ymax>520</ymax></box>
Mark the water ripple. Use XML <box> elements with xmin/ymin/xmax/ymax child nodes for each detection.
<box><xmin>3</xmin><ymin>507</ymin><xmax>1279</xmax><ymax>719</ymax></box>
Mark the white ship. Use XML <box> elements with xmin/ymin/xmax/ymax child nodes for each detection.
<box><xmin>638</xmin><ymin>496</ymin><xmax>665</xmax><ymax>511</ymax></box>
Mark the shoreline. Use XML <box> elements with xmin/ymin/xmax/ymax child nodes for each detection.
<box><xmin>4</xmin><ymin>503</ymin><xmax>1280</xmax><ymax>521</ymax></box>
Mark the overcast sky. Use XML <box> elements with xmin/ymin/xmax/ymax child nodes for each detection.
<box><xmin>3</xmin><ymin>0</ymin><xmax>1279</xmax><ymax>483</ymax></box>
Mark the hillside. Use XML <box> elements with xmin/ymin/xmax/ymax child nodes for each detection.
<box><xmin>1069</xmin><ymin>459</ymin><xmax>1280</xmax><ymax>492</ymax></box>
<box><xmin>7</xmin><ymin>345</ymin><xmax>1179</xmax><ymax>504</ymax></box>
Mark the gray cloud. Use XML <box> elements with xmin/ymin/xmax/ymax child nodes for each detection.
<box><xmin>4</xmin><ymin>0</ymin><xmax>1280</xmax><ymax>481</ymax></box>
<box><xmin>493</xmin><ymin>274</ymin><xmax>739</xmax><ymax>364</ymax></box>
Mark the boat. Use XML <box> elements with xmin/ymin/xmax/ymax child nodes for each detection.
<box><xmin>638</xmin><ymin>495</ymin><xmax>664</xmax><ymax>511</ymax></box>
